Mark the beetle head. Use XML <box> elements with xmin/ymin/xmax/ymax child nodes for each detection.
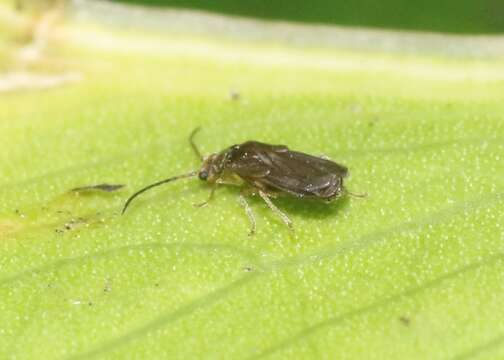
<box><xmin>198</xmin><ymin>153</ymin><xmax>226</xmax><ymax>182</ymax></box>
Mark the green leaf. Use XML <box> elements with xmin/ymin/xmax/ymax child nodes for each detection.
<box><xmin>1</xmin><ymin>8</ymin><xmax>504</xmax><ymax>360</ymax></box>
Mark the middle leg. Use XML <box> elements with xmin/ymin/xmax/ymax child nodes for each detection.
<box><xmin>258</xmin><ymin>190</ymin><xmax>293</xmax><ymax>230</ymax></box>
<box><xmin>238</xmin><ymin>192</ymin><xmax>256</xmax><ymax>236</ymax></box>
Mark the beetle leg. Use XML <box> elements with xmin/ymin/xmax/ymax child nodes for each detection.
<box><xmin>193</xmin><ymin>185</ymin><xmax>216</xmax><ymax>207</ymax></box>
<box><xmin>238</xmin><ymin>193</ymin><xmax>256</xmax><ymax>236</ymax></box>
<box><xmin>258</xmin><ymin>190</ymin><xmax>293</xmax><ymax>230</ymax></box>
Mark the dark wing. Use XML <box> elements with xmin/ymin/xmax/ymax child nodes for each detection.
<box><xmin>226</xmin><ymin>141</ymin><xmax>348</xmax><ymax>199</ymax></box>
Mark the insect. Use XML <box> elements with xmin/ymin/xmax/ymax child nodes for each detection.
<box><xmin>122</xmin><ymin>128</ymin><xmax>363</xmax><ymax>235</ymax></box>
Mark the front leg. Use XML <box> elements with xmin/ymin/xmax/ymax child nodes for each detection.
<box><xmin>193</xmin><ymin>185</ymin><xmax>216</xmax><ymax>207</ymax></box>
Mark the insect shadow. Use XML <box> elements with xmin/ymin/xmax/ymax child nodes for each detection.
<box><xmin>273</xmin><ymin>195</ymin><xmax>350</xmax><ymax>220</ymax></box>
<box><xmin>122</xmin><ymin>128</ymin><xmax>364</xmax><ymax>235</ymax></box>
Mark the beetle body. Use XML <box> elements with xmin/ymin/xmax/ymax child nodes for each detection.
<box><xmin>199</xmin><ymin>141</ymin><xmax>348</xmax><ymax>200</ymax></box>
<box><xmin>122</xmin><ymin>129</ymin><xmax>360</xmax><ymax>235</ymax></box>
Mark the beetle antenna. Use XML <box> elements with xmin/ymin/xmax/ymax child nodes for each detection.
<box><xmin>189</xmin><ymin>127</ymin><xmax>203</xmax><ymax>161</ymax></box>
<box><xmin>122</xmin><ymin>171</ymin><xmax>197</xmax><ymax>214</ymax></box>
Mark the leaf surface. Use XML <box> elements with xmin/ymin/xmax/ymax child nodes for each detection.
<box><xmin>1</xmin><ymin>9</ymin><xmax>504</xmax><ymax>360</ymax></box>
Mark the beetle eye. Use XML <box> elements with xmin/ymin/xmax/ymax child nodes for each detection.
<box><xmin>198</xmin><ymin>171</ymin><xmax>208</xmax><ymax>180</ymax></box>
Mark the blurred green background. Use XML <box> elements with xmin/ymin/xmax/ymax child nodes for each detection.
<box><xmin>113</xmin><ymin>0</ymin><xmax>504</xmax><ymax>34</ymax></box>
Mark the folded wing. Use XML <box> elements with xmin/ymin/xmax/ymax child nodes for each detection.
<box><xmin>227</xmin><ymin>141</ymin><xmax>348</xmax><ymax>199</ymax></box>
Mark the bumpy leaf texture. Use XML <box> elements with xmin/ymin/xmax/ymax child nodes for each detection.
<box><xmin>0</xmin><ymin>10</ymin><xmax>504</xmax><ymax>360</ymax></box>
